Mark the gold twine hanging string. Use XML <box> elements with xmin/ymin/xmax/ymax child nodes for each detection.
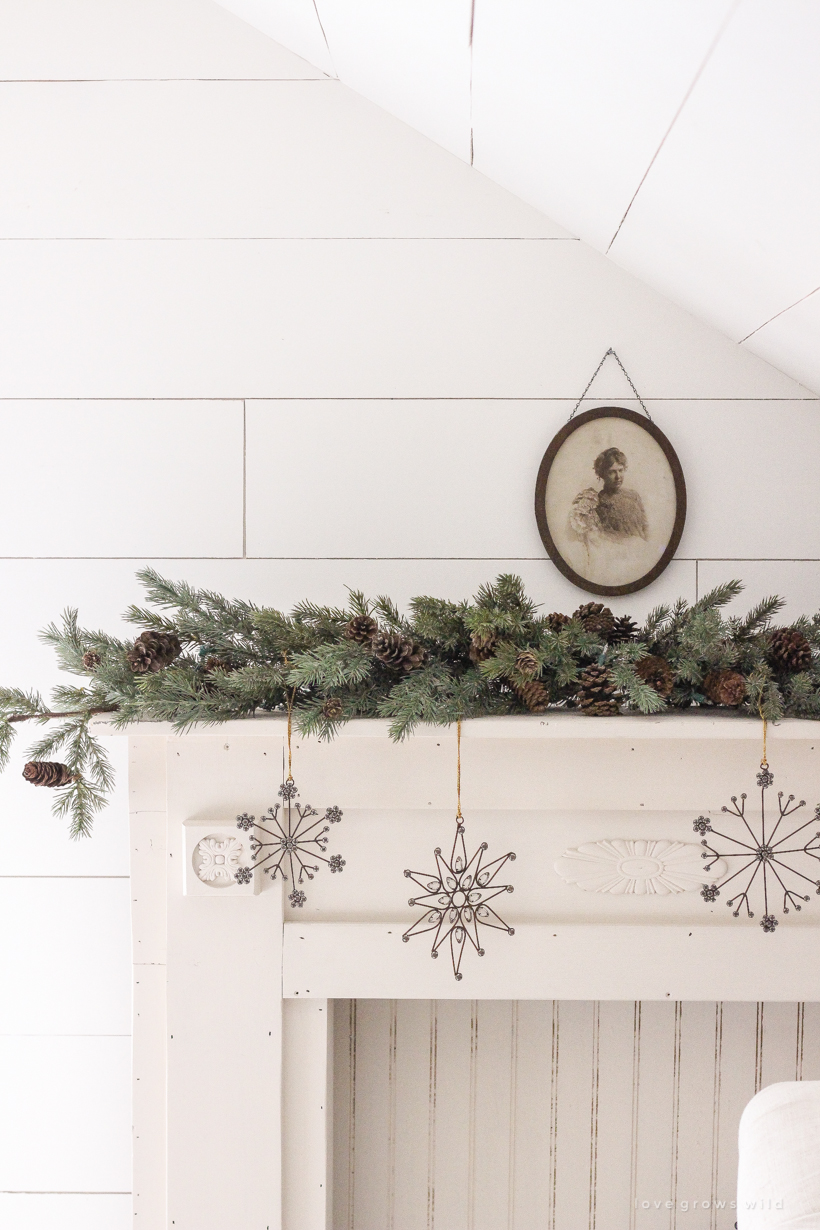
<box><xmin>282</xmin><ymin>654</ymin><xmax>295</xmax><ymax>782</ymax></box>
<box><xmin>286</xmin><ymin>689</ymin><xmax>295</xmax><ymax>781</ymax></box>
<box><xmin>456</xmin><ymin>718</ymin><xmax>463</xmax><ymax>820</ymax></box>
<box><xmin>759</xmin><ymin>699</ymin><xmax>768</xmax><ymax>770</ymax></box>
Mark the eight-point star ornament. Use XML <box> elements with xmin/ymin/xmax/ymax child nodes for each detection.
<box><xmin>402</xmin><ymin>817</ymin><xmax>516</xmax><ymax>980</ymax></box>
<box><xmin>234</xmin><ymin>778</ymin><xmax>344</xmax><ymax>907</ymax></box>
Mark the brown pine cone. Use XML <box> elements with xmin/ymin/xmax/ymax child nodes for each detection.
<box><xmin>515</xmin><ymin>680</ymin><xmax>549</xmax><ymax>712</ymax></box>
<box><xmin>373</xmin><ymin>632</ymin><xmax>429</xmax><ymax>673</ymax></box>
<box><xmin>126</xmin><ymin>630</ymin><xmax>181</xmax><ymax>674</ymax></box>
<box><xmin>515</xmin><ymin>650</ymin><xmax>539</xmax><ymax>677</ymax></box>
<box><xmin>608</xmin><ymin>615</ymin><xmax>639</xmax><ymax>645</ymax></box>
<box><xmin>198</xmin><ymin>656</ymin><xmax>234</xmax><ymax>692</ymax></box>
<box><xmin>768</xmin><ymin>627</ymin><xmax>812</xmax><ymax>673</ymax></box>
<box><xmin>203</xmin><ymin>656</ymin><xmax>232</xmax><ymax>674</ymax></box>
<box><xmin>703</xmin><ymin>669</ymin><xmax>746</xmax><ymax>707</ymax></box>
<box><xmin>573</xmin><ymin>602</ymin><xmax>616</xmax><ymax>639</ymax></box>
<box><xmin>345</xmin><ymin>614</ymin><xmax>378</xmax><ymax>646</ymax></box>
<box><xmin>576</xmin><ymin>665</ymin><xmax>619</xmax><ymax>716</ymax></box>
<box><xmin>546</xmin><ymin>612</ymin><xmax>571</xmax><ymax>634</ymax></box>
<box><xmin>635</xmin><ymin>655</ymin><xmax>674</xmax><ymax>698</ymax></box>
<box><xmin>469</xmin><ymin>631</ymin><xmax>497</xmax><ymax>663</ymax></box>
<box><xmin>322</xmin><ymin>697</ymin><xmax>343</xmax><ymax>720</ymax></box>
<box><xmin>23</xmin><ymin>761</ymin><xmax>75</xmax><ymax>788</ymax></box>
<box><xmin>82</xmin><ymin>650</ymin><xmax>101</xmax><ymax>671</ymax></box>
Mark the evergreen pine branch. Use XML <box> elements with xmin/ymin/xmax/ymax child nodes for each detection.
<box><xmin>345</xmin><ymin>589</ymin><xmax>370</xmax><ymax>619</ymax></box>
<box><xmin>736</xmin><ymin>595</ymin><xmax>785</xmax><ymax>636</ymax></box>
<box><xmin>0</xmin><ymin>687</ymin><xmax>48</xmax><ymax>720</ymax></box>
<box><xmin>285</xmin><ymin>642</ymin><xmax>373</xmax><ymax>690</ymax></box>
<box><xmin>377</xmin><ymin>663</ymin><xmax>498</xmax><ymax>739</ymax></box>
<box><xmin>372</xmin><ymin>594</ymin><xmax>407</xmax><ymax>631</ymax></box>
<box><xmin>0</xmin><ymin>722</ymin><xmax>14</xmax><ymax>772</ymax></box>
<box><xmin>409</xmin><ymin>597</ymin><xmax>470</xmax><ymax>651</ymax></box>
<box><xmin>692</xmin><ymin>580</ymin><xmax>744</xmax><ymax>613</ymax></box>
<box><xmin>641</xmin><ymin>603</ymin><xmax>672</xmax><ymax>642</ymax></box>
<box><xmin>608</xmin><ymin>659</ymin><xmax>667</xmax><ymax>714</ymax></box>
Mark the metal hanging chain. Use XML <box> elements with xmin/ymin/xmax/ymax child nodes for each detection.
<box><xmin>456</xmin><ymin>718</ymin><xmax>463</xmax><ymax>820</ymax></box>
<box><xmin>567</xmin><ymin>348</ymin><xmax>652</xmax><ymax>422</ymax></box>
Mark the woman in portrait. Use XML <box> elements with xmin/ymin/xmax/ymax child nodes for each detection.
<box><xmin>568</xmin><ymin>447</ymin><xmax>648</xmax><ymax>578</ymax></box>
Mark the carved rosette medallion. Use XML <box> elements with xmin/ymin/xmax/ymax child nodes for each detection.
<box><xmin>193</xmin><ymin>835</ymin><xmax>245</xmax><ymax>887</ymax></box>
<box><xmin>554</xmin><ymin>838</ymin><xmax>727</xmax><ymax>896</ymax></box>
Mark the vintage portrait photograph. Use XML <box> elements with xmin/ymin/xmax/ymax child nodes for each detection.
<box><xmin>535</xmin><ymin>407</ymin><xmax>686</xmax><ymax>595</ymax></box>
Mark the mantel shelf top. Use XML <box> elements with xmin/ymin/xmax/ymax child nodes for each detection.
<box><xmin>90</xmin><ymin>712</ymin><xmax>820</xmax><ymax>742</ymax></box>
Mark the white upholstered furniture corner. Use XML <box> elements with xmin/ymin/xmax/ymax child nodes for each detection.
<box><xmin>738</xmin><ymin>1082</ymin><xmax>820</xmax><ymax>1228</ymax></box>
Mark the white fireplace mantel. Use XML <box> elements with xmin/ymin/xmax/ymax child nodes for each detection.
<box><xmin>109</xmin><ymin>714</ymin><xmax>820</xmax><ymax>1228</ymax></box>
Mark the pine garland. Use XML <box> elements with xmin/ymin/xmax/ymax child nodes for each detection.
<box><xmin>3</xmin><ymin>568</ymin><xmax>820</xmax><ymax>838</ymax></box>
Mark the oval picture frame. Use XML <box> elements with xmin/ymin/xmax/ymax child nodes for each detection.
<box><xmin>534</xmin><ymin>406</ymin><xmax>687</xmax><ymax>596</ymax></box>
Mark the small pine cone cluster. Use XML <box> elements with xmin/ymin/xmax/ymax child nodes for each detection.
<box><xmin>635</xmin><ymin>655</ymin><xmax>675</xmax><ymax>699</ymax></box>
<box><xmin>469</xmin><ymin>632</ymin><xmax>497</xmax><ymax>663</ymax></box>
<box><xmin>546</xmin><ymin>612</ymin><xmax>571</xmax><ymax>635</ymax></box>
<box><xmin>703</xmin><ymin>669</ymin><xmax>746</xmax><ymax>707</ymax></box>
<box><xmin>576</xmin><ymin>665</ymin><xmax>619</xmax><ymax>716</ymax></box>
<box><xmin>373</xmin><ymin>631</ymin><xmax>428</xmax><ymax>673</ymax></box>
<box><xmin>573</xmin><ymin>602</ymin><xmax>616</xmax><ymax>639</ymax></box>
<box><xmin>515</xmin><ymin>680</ymin><xmax>549</xmax><ymax>713</ymax></box>
<box><xmin>322</xmin><ymin>697</ymin><xmax>343</xmax><ymax>720</ymax></box>
<box><xmin>127</xmin><ymin>630</ymin><xmax>181</xmax><ymax>674</ymax></box>
<box><xmin>203</xmin><ymin>656</ymin><xmax>232</xmax><ymax>674</ymax></box>
<box><xmin>82</xmin><ymin>649</ymin><xmax>101</xmax><ymax>671</ymax></box>
<box><xmin>23</xmin><ymin>761</ymin><xmax>74</xmax><ymax>788</ymax></box>
<box><xmin>767</xmin><ymin>627</ymin><xmax>812</xmax><ymax>674</ymax></box>
<box><xmin>345</xmin><ymin>615</ymin><xmax>378</xmax><ymax>646</ymax></box>
<box><xmin>199</xmin><ymin>656</ymin><xmax>234</xmax><ymax>692</ymax></box>
<box><xmin>609</xmin><ymin>615</ymin><xmax>639</xmax><ymax>645</ymax></box>
<box><xmin>515</xmin><ymin>650</ymin><xmax>539</xmax><ymax>677</ymax></box>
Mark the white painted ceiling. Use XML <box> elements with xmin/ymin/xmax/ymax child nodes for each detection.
<box><xmin>216</xmin><ymin>0</ymin><xmax>820</xmax><ymax>395</ymax></box>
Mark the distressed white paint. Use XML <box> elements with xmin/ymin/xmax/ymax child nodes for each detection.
<box><xmin>282</xmin><ymin>999</ymin><xmax>334</xmax><ymax>1229</ymax></box>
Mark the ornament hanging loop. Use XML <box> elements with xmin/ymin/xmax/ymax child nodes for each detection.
<box><xmin>567</xmin><ymin>348</ymin><xmax>652</xmax><ymax>422</ymax></box>
<box><xmin>759</xmin><ymin>700</ymin><xmax>768</xmax><ymax>770</ymax></box>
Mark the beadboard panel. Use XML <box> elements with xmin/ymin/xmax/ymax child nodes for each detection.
<box><xmin>0</xmin><ymin>82</ymin><xmax>561</xmax><ymax>240</ymax></box>
<box><xmin>0</xmin><ymin>0</ymin><xmax>323</xmax><ymax>80</ymax></box>
<box><xmin>0</xmin><ymin>241</ymin><xmax>807</xmax><ymax>400</ymax></box>
<box><xmin>247</xmin><ymin>398</ymin><xmax>820</xmax><ymax>560</ymax></box>
<box><xmin>334</xmin><ymin>998</ymin><xmax>820</xmax><ymax>1230</ymax></box>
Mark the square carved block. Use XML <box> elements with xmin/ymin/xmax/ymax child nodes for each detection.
<box><xmin>183</xmin><ymin>817</ymin><xmax>258</xmax><ymax>896</ymax></box>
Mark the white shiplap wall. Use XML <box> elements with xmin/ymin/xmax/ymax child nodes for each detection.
<box><xmin>0</xmin><ymin>2</ymin><xmax>817</xmax><ymax>1226</ymax></box>
<box><xmin>334</xmin><ymin>1000</ymin><xmax>820</xmax><ymax>1230</ymax></box>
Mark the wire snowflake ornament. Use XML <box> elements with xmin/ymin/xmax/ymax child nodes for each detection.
<box><xmin>402</xmin><ymin>720</ymin><xmax>516</xmax><ymax>980</ymax></box>
<box><xmin>402</xmin><ymin>820</ymin><xmax>516</xmax><ymax>979</ymax></box>
<box><xmin>695</xmin><ymin>762</ymin><xmax>820</xmax><ymax>933</ymax></box>
<box><xmin>233</xmin><ymin>778</ymin><xmax>344</xmax><ymax>908</ymax></box>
